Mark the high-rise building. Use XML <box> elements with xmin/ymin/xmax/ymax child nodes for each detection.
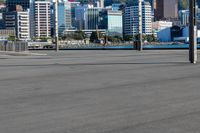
<box><xmin>179</xmin><ymin>10</ymin><xmax>189</xmax><ymax>26</ymax></box>
<box><xmin>0</xmin><ymin>13</ymin><xmax>5</xmax><ymax>29</ymax></box>
<box><xmin>4</xmin><ymin>12</ymin><xmax>16</xmax><ymax>30</ymax></box>
<box><xmin>52</xmin><ymin>0</ymin><xmax>68</xmax><ymax>34</ymax></box>
<box><xmin>34</xmin><ymin>1</ymin><xmax>51</xmax><ymax>37</ymax></box>
<box><xmin>68</xmin><ymin>1</ymin><xmax>80</xmax><ymax>28</ymax></box>
<box><xmin>75</xmin><ymin>5</ymin><xmax>88</xmax><ymax>30</ymax></box>
<box><xmin>85</xmin><ymin>7</ymin><xmax>102</xmax><ymax>30</ymax></box>
<box><xmin>154</xmin><ymin>0</ymin><xmax>164</xmax><ymax>20</ymax></box>
<box><xmin>100</xmin><ymin>0</ymin><xmax>104</xmax><ymax>8</ymax></box>
<box><xmin>124</xmin><ymin>1</ymin><xmax>152</xmax><ymax>36</ymax></box>
<box><xmin>163</xmin><ymin>0</ymin><xmax>178</xmax><ymax>19</ymax></box>
<box><xmin>145</xmin><ymin>0</ymin><xmax>155</xmax><ymax>11</ymax></box>
<box><xmin>29</xmin><ymin>0</ymin><xmax>35</xmax><ymax>38</ymax></box>
<box><xmin>64</xmin><ymin>0</ymin><xmax>72</xmax><ymax>30</ymax></box>
<box><xmin>16</xmin><ymin>10</ymin><xmax>30</xmax><ymax>40</ymax></box>
<box><xmin>6</xmin><ymin>0</ymin><xmax>30</xmax><ymax>11</ymax></box>
<box><xmin>57</xmin><ymin>0</ymin><xmax>66</xmax><ymax>34</ymax></box>
<box><xmin>4</xmin><ymin>7</ymin><xmax>30</xmax><ymax>40</ymax></box>
<box><xmin>99</xmin><ymin>8</ymin><xmax>123</xmax><ymax>34</ymax></box>
<box><xmin>107</xmin><ymin>10</ymin><xmax>123</xmax><ymax>36</ymax></box>
<box><xmin>155</xmin><ymin>0</ymin><xmax>178</xmax><ymax>20</ymax></box>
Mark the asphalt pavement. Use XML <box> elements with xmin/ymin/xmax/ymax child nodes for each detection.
<box><xmin>0</xmin><ymin>50</ymin><xmax>200</xmax><ymax>133</ymax></box>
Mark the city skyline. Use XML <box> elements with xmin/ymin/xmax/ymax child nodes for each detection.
<box><xmin>0</xmin><ymin>0</ymin><xmax>199</xmax><ymax>44</ymax></box>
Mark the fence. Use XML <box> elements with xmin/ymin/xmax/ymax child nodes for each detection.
<box><xmin>0</xmin><ymin>41</ymin><xmax>28</xmax><ymax>52</ymax></box>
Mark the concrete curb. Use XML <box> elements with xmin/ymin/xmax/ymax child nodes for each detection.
<box><xmin>0</xmin><ymin>51</ymin><xmax>47</xmax><ymax>56</ymax></box>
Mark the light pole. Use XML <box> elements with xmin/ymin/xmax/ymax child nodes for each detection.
<box><xmin>189</xmin><ymin>0</ymin><xmax>197</xmax><ymax>63</ymax></box>
<box><xmin>55</xmin><ymin>0</ymin><xmax>59</xmax><ymax>51</ymax></box>
<box><xmin>138</xmin><ymin>0</ymin><xmax>143</xmax><ymax>51</ymax></box>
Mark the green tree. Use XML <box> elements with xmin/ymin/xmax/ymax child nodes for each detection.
<box><xmin>179</xmin><ymin>0</ymin><xmax>188</xmax><ymax>10</ymax></box>
<box><xmin>61</xmin><ymin>31</ymin><xmax>86</xmax><ymax>40</ymax></box>
<box><xmin>108</xmin><ymin>35</ymin><xmax>123</xmax><ymax>42</ymax></box>
<box><xmin>123</xmin><ymin>35</ymin><xmax>133</xmax><ymax>41</ymax></box>
<box><xmin>142</xmin><ymin>34</ymin><xmax>156</xmax><ymax>42</ymax></box>
<box><xmin>90</xmin><ymin>31</ymin><xmax>103</xmax><ymax>42</ymax></box>
<box><xmin>73</xmin><ymin>31</ymin><xmax>86</xmax><ymax>40</ymax></box>
<box><xmin>7</xmin><ymin>34</ymin><xmax>16</xmax><ymax>41</ymax></box>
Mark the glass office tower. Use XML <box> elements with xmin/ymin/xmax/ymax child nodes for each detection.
<box><xmin>107</xmin><ymin>10</ymin><xmax>123</xmax><ymax>36</ymax></box>
<box><xmin>85</xmin><ymin>8</ymin><xmax>102</xmax><ymax>30</ymax></box>
<box><xmin>58</xmin><ymin>0</ymin><xmax>66</xmax><ymax>34</ymax></box>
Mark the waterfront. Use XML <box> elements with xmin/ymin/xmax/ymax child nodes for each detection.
<box><xmin>29</xmin><ymin>43</ymin><xmax>200</xmax><ymax>50</ymax></box>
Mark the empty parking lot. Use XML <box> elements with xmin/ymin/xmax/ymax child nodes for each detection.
<box><xmin>0</xmin><ymin>50</ymin><xmax>200</xmax><ymax>133</ymax></box>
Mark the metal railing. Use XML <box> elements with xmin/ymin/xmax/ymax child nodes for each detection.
<box><xmin>0</xmin><ymin>41</ymin><xmax>28</xmax><ymax>52</ymax></box>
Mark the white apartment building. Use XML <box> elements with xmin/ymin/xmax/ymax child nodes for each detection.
<box><xmin>124</xmin><ymin>1</ymin><xmax>152</xmax><ymax>36</ymax></box>
<box><xmin>34</xmin><ymin>1</ymin><xmax>51</xmax><ymax>38</ymax></box>
<box><xmin>152</xmin><ymin>21</ymin><xmax>173</xmax><ymax>32</ymax></box>
<box><xmin>4</xmin><ymin>10</ymin><xmax>30</xmax><ymax>40</ymax></box>
<box><xmin>16</xmin><ymin>11</ymin><xmax>30</xmax><ymax>40</ymax></box>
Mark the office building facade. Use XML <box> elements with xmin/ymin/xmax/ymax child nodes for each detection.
<box><xmin>69</xmin><ymin>1</ymin><xmax>80</xmax><ymax>28</ymax></box>
<box><xmin>179</xmin><ymin>10</ymin><xmax>189</xmax><ymax>26</ymax></box>
<box><xmin>124</xmin><ymin>1</ymin><xmax>152</xmax><ymax>36</ymax></box>
<box><xmin>107</xmin><ymin>10</ymin><xmax>123</xmax><ymax>36</ymax></box>
<box><xmin>16</xmin><ymin>11</ymin><xmax>30</xmax><ymax>40</ymax></box>
<box><xmin>75</xmin><ymin>5</ymin><xmax>88</xmax><ymax>30</ymax></box>
<box><xmin>58</xmin><ymin>0</ymin><xmax>66</xmax><ymax>34</ymax></box>
<box><xmin>155</xmin><ymin>0</ymin><xmax>178</xmax><ymax>20</ymax></box>
<box><xmin>85</xmin><ymin>7</ymin><xmax>102</xmax><ymax>30</ymax></box>
<box><xmin>0</xmin><ymin>13</ymin><xmax>5</xmax><ymax>29</ymax></box>
<box><xmin>64</xmin><ymin>1</ymin><xmax>72</xmax><ymax>30</ymax></box>
<box><xmin>4</xmin><ymin>9</ymin><xmax>30</xmax><ymax>40</ymax></box>
<box><xmin>163</xmin><ymin>0</ymin><xmax>178</xmax><ymax>19</ymax></box>
<box><xmin>34</xmin><ymin>1</ymin><xmax>51</xmax><ymax>37</ymax></box>
<box><xmin>154</xmin><ymin>0</ymin><xmax>164</xmax><ymax>20</ymax></box>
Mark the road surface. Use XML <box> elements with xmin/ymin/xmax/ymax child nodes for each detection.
<box><xmin>0</xmin><ymin>50</ymin><xmax>200</xmax><ymax>133</ymax></box>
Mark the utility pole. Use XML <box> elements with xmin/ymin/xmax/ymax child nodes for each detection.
<box><xmin>55</xmin><ymin>0</ymin><xmax>59</xmax><ymax>51</ymax></box>
<box><xmin>138</xmin><ymin>0</ymin><xmax>143</xmax><ymax>51</ymax></box>
<box><xmin>189</xmin><ymin>0</ymin><xmax>197</xmax><ymax>63</ymax></box>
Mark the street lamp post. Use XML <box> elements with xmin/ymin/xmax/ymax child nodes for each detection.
<box><xmin>55</xmin><ymin>0</ymin><xmax>59</xmax><ymax>51</ymax></box>
<box><xmin>138</xmin><ymin>0</ymin><xmax>143</xmax><ymax>51</ymax></box>
<box><xmin>189</xmin><ymin>0</ymin><xmax>197</xmax><ymax>63</ymax></box>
